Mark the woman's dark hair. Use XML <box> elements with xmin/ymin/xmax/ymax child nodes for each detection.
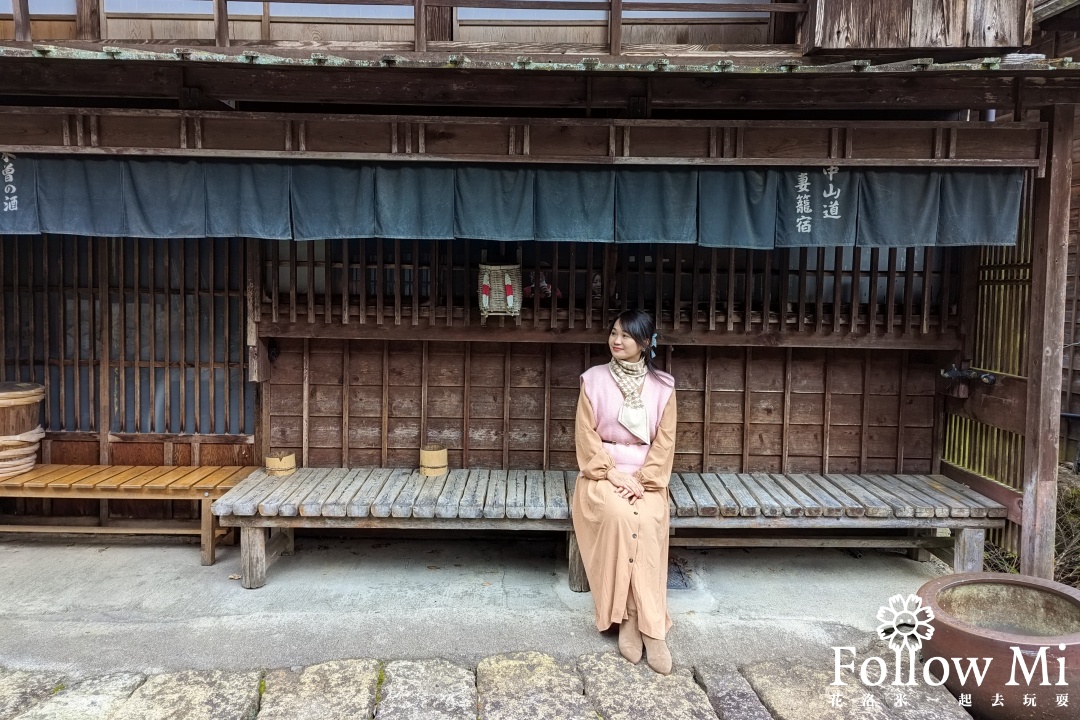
<box><xmin>610</xmin><ymin>309</ymin><xmax>673</xmax><ymax>385</ymax></box>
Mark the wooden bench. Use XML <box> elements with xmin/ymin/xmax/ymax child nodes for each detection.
<box><xmin>212</xmin><ymin>468</ymin><xmax>1007</xmax><ymax>589</ymax></box>
<box><xmin>0</xmin><ymin>464</ymin><xmax>257</xmax><ymax>565</ymax></box>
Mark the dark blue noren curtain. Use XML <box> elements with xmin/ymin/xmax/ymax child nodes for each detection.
<box><xmin>37</xmin><ymin>156</ymin><xmax>127</xmax><ymax>236</ymax></box>
<box><xmin>616</xmin><ymin>167</ymin><xmax>698</xmax><ymax>244</ymax></box>
<box><xmin>857</xmin><ymin>170</ymin><xmax>941</xmax><ymax>248</ymax></box>
<box><xmin>7</xmin><ymin>155</ymin><xmax>1027</xmax><ymax>250</ymax></box>
<box><xmin>698</xmin><ymin>168</ymin><xmax>776</xmax><ymax>249</ymax></box>
<box><xmin>205</xmin><ymin>161</ymin><xmax>291</xmax><ymax>239</ymax></box>
<box><xmin>375</xmin><ymin>164</ymin><xmax>454</xmax><ymax>239</ymax></box>
<box><xmin>455</xmin><ymin>165</ymin><xmax>534</xmax><ymax>240</ymax></box>
<box><xmin>124</xmin><ymin>159</ymin><xmax>206</xmax><ymax>238</ymax></box>
<box><xmin>937</xmin><ymin>169</ymin><xmax>1024</xmax><ymax>246</ymax></box>
<box><xmin>775</xmin><ymin>167</ymin><xmax>860</xmax><ymax>247</ymax></box>
<box><xmin>290</xmin><ymin>163</ymin><xmax>375</xmax><ymax>241</ymax></box>
<box><xmin>0</xmin><ymin>152</ymin><xmax>39</xmax><ymax>235</ymax></box>
<box><xmin>534</xmin><ymin>167</ymin><xmax>615</xmax><ymax>243</ymax></box>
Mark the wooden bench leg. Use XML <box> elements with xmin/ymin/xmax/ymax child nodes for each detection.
<box><xmin>953</xmin><ymin>528</ymin><xmax>985</xmax><ymax>573</ymax></box>
<box><xmin>200</xmin><ymin>498</ymin><xmax>217</xmax><ymax>567</ymax></box>
<box><xmin>241</xmin><ymin>526</ymin><xmax>267</xmax><ymax>589</ymax></box>
<box><xmin>568</xmin><ymin>531</ymin><xmax>590</xmax><ymax>593</ymax></box>
<box><xmin>906</xmin><ymin>530</ymin><xmax>933</xmax><ymax>562</ymax></box>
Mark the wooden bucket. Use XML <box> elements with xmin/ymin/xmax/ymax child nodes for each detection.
<box><xmin>420</xmin><ymin>444</ymin><xmax>448</xmax><ymax>477</ymax></box>
<box><xmin>0</xmin><ymin>382</ymin><xmax>45</xmax><ymax>479</ymax></box>
<box><xmin>265</xmin><ymin>451</ymin><xmax>296</xmax><ymax>477</ymax></box>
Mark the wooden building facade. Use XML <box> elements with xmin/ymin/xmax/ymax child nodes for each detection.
<box><xmin>2</xmin><ymin>0</ymin><xmax>1079</xmax><ymax>578</ymax></box>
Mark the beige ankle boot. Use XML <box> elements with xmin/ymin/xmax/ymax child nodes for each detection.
<box><xmin>642</xmin><ymin>633</ymin><xmax>672</xmax><ymax>675</ymax></box>
<box><xmin>618</xmin><ymin>609</ymin><xmax>643</xmax><ymax>664</ymax></box>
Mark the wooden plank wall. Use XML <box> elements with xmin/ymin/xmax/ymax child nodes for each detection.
<box><xmin>266</xmin><ymin>338</ymin><xmax>941</xmax><ymax>475</ymax></box>
<box><xmin>806</xmin><ymin>0</ymin><xmax>1031</xmax><ymax>49</ymax></box>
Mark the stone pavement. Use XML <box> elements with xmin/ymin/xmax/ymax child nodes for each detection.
<box><xmin>0</xmin><ymin>648</ymin><xmax>972</xmax><ymax>720</ymax></box>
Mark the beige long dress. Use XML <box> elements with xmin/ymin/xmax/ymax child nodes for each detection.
<box><xmin>572</xmin><ymin>378</ymin><xmax>677</xmax><ymax>640</ymax></box>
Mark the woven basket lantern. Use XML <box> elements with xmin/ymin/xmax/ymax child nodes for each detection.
<box><xmin>478</xmin><ymin>264</ymin><xmax>522</xmax><ymax>325</ymax></box>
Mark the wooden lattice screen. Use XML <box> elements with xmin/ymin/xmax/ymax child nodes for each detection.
<box><xmin>254</xmin><ymin>239</ymin><xmax>963</xmax><ymax>347</ymax></box>
<box><xmin>0</xmin><ymin>236</ymin><xmax>255</xmax><ymax>437</ymax></box>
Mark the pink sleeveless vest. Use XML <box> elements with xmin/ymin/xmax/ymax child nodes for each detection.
<box><xmin>580</xmin><ymin>364</ymin><xmax>674</xmax><ymax>473</ymax></box>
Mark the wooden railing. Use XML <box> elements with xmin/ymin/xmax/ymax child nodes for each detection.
<box><xmin>8</xmin><ymin>0</ymin><xmax>808</xmax><ymax>53</ymax></box>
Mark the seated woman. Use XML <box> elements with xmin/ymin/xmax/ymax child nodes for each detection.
<box><xmin>572</xmin><ymin>308</ymin><xmax>677</xmax><ymax>675</ymax></box>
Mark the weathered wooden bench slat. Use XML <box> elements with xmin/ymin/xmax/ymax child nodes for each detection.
<box><xmin>434</xmin><ymin>469</ymin><xmax>470</xmax><ymax>519</ymax></box>
<box><xmin>739</xmin><ymin>474</ymin><xmax>783</xmax><ymax>517</ymax></box>
<box><xmin>259</xmin><ymin>471</ymin><xmax>316</xmax><ymax>517</ymax></box>
<box><xmin>524</xmin><ymin>470</ymin><xmax>546</xmax><ymax>520</ymax></box>
<box><xmin>667</xmin><ymin>474</ymin><xmax>696</xmax><ymax>517</ymax></box>
<box><xmin>677</xmin><ymin>474</ymin><xmax>719</xmax><ymax>517</ymax></box>
<box><xmin>903</xmin><ymin>475</ymin><xmax>973</xmax><ymax>518</ymax></box>
<box><xmin>926</xmin><ymin>473</ymin><xmax>1008</xmax><ymax>518</ymax></box>
<box><xmin>392</xmin><ymin>471</ymin><xmax>428</xmax><ymax>518</ymax></box>
<box><xmin>753</xmin><ymin>473</ymin><xmax>804</xmax><ymax>518</ymax></box>
<box><xmin>545</xmin><ymin>471</ymin><xmax>569</xmax><ymax>520</ymax></box>
<box><xmin>229</xmin><ymin>472</ymin><xmax>294</xmax><ymax>517</ymax></box>
<box><xmin>322</xmin><ymin>468</ymin><xmax>372</xmax><ymax>517</ymax></box>
<box><xmin>911</xmin><ymin>474</ymin><xmax>985</xmax><ymax>518</ymax></box>
<box><xmin>769</xmin><ymin>474</ymin><xmax>821</xmax><ymax>517</ymax></box>
<box><xmin>371</xmin><ymin>468</ymin><xmax>414</xmax><ymax>518</ymax></box>
<box><xmin>483</xmin><ymin>470</ymin><xmax>508</xmax><ymax>520</ymax></box>
<box><xmin>784</xmin><ymin>474</ymin><xmax>846</xmax><ymax>518</ymax></box>
<box><xmin>847</xmin><ymin>474</ymin><xmax>915</xmax><ymax>518</ymax></box>
<box><xmin>459</xmin><ymin>469</ymin><xmax>490</xmax><ymax>519</ymax></box>
<box><xmin>505</xmin><ymin>469</ymin><xmax>526</xmax><ymax>520</ymax></box>
<box><xmin>860</xmin><ymin>474</ymin><xmax>926</xmax><ymax>518</ymax></box>
<box><xmin>716</xmin><ymin>473</ymin><xmax>759</xmax><ymax>517</ymax></box>
<box><xmin>412</xmin><ymin>473</ymin><xmax>449</xmax><ymax>519</ymax></box>
<box><xmin>300</xmin><ymin>468</ymin><xmax>350</xmax><ymax>516</ymax></box>
<box><xmin>699</xmin><ymin>473</ymin><xmax>740</xmax><ymax>517</ymax></box>
<box><xmin>281</xmin><ymin>469</ymin><xmax>332</xmax><ymax>517</ymax></box>
<box><xmin>824</xmin><ymin>474</ymin><xmax>893</xmax><ymax>517</ymax></box>
<box><xmin>877</xmin><ymin>474</ymin><xmax>951</xmax><ymax>518</ymax></box>
<box><xmin>806</xmin><ymin>474</ymin><xmax>867</xmax><ymax>517</ymax></box>
<box><xmin>347</xmin><ymin>467</ymin><xmax>395</xmax><ymax>517</ymax></box>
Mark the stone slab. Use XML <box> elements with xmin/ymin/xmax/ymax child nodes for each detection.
<box><xmin>693</xmin><ymin>664</ymin><xmax>773</xmax><ymax>720</ymax></box>
<box><xmin>106</xmin><ymin>670</ymin><xmax>260</xmax><ymax>720</ymax></box>
<box><xmin>376</xmin><ymin>659</ymin><xmax>476</xmax><ymax>720</ymax></box>
<box><xmin>578</xmin><ymin>652</ymin><xmax>717</xmax><ymax>720</ymax></box>
<box><xmin>0</xmin><ymin>671</ymin><xmax>63</xmax><ymax>720</ymax></box>
<box><xmin>477</xmin><ymin>652</ymin><xmax>594</xmax><ymax>720</ymax></box>
<box><xmin>742</xmin><ymin>658</ymin><xmax>893</xmax><ymax>720</ymax></box>
<box><xmin>12</xmin><ymin>673</ymin><xmax>145</xmax><ymax>720</ymax></box>
<box><xmin>258</xmin><ymin>659</ymin><xmax>379</xmax><ymax>720</ymax></box>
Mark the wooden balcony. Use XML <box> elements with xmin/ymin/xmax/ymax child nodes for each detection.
<box><xmin>2</xmin><ymin>0</ymin><xmax>807</xmax><ymax>58</ymax></box>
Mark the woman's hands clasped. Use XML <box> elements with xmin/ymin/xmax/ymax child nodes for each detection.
<box><xmin>607</xmin><ymin>469</ymin><xmax>645</xmax><ymax>505</ymax></box>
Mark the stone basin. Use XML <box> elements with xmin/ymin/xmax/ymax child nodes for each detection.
<box><xmin>917</xmin><ymin>573</ymin><xmax>1080</xmax><ymax>720</ymax></box>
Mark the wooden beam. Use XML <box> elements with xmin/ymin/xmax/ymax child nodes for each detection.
<box><xmin>1021</xmin><ymin>103</ymin><xmax>1074</xmax><ymax>579</ymax></box>
<box><xmin>610</xmin><ymin>0</ymin><xmax>623</xmax><ymax>56</ymax></box>
<box><xmin>414</xmin><ymin>0</ymin><xmax>427</xmax><ymax>52</ymax></box>
<box><xmin>1035</xmin><ymin>0</ymin><xmax>1080</xmax><ymax>23</ymax></box>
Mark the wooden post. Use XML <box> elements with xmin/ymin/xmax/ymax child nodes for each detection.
<box><xmin>200</xmin><ymin>497</ymin><xmax>217</xmax><ymax>566</ymax></box>
<box><xmin>213</xmin><ymin>0</ymin><xmax>230</xmax><ymax>47</ymax></box>
<box><xmin>241</xmin><ymin>526</ymin><xmax>266</xmax><ymax>589</ymax></box>
<box><xmin>75</xmin><ymin>0</ymin><xmax>101</xmax><ymax>40</ymax></box>
<box><xmin>568</xmin><ymin>531</ymin><xmax>589</xmax><ymax>592</ymax></box>
<box><xmin>414</xmin><ymin>0</ymin><xmax>427</xmax><ymax>52</ymax></box>
<box><xmin>609</xmin><ymin>0</ymin><xmax>622</xmax><ymax>55</ymax></box>
<box><xmin>12</xmin><ymin>0</ymin><xmax>30</xmax><ymax>42</ymax></box>
<box><xmin>954</xmin><ymin>528</ymin><xmax>985</xmax><ymax>573</ymax></box>
<box><xmin>1021</xmin><ymin>104</ymin><xmax>1075</xmax><ymax>579</ymax></box>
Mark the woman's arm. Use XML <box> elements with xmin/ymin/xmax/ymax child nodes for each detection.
<box><xmin>635</xmin><ymin>390</ymin><xmax>677</xmax><ymax>492</ymax></box>
<box><xmin>575</xmin><ymin>383</ymin><xmax>615</xmax><ymax>481</ymax></box>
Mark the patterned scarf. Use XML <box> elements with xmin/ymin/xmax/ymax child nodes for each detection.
<box><xmin>608</xmin><ymin>355</ymin><xmax>650</xmax><ymax>444</ymax></box>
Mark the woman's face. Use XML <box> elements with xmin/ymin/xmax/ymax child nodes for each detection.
<box><xmin>609</xmin><ymin>320</ymin><xmax>643</xmax><ymax>362</ymax></box>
